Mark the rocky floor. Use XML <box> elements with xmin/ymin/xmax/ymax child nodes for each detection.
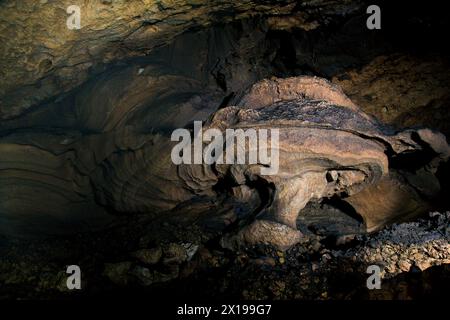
<box><xmin>0</xmin><ymin>211</ymin><xmax>448</xmax><ymax>300</ymax></box>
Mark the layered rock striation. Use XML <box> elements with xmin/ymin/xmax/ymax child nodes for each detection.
<box><xmin>1</xmin><ymin>76</ymin><xmax>448</xmax><ymax>249</ymax></box>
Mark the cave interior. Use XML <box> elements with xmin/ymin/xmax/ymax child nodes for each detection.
<box><xmin>0</xmin><ymin>0</ymin><xmax>449</xmax><ymax>300</ymax></box>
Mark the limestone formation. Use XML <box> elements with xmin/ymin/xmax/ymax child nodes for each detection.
<box><xmin>211</xmin><ymin>77</ymin><xmax>450</xmax><ymax>248</ymax></box>
<box><xmin>0</xmin><ymin>76</ymin><xmax>448</xmax><ymax>250</ymax></box>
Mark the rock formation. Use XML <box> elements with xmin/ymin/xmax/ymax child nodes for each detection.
<box><xmin>1</xmin><ymin>76</ymin><xmax>448</xmax><ymax>250</ymax></box>
<box><xmin>211</xmin><ymin>77</ymin><xmax>450</xmax><ymax>248</ymax></box>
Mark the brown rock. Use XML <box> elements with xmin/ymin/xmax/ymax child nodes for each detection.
<box><xmin>1</xmin><ymin>76</ymin><xmax>448</xmax><ymax>251</ymax></box>
<box><xmin>130</xmin><ymin>247</ymin><xmax>162</xmax><ymax>265</ymax></box>
<box><xmin>415</xmin><ymin>260</ymin><xmax>433</xmax><ymax>271</ymax></box>
<box><xmin>103</xmin><ymin>262</ymin><xmax>132</xmax><ymax>286</ymax></box>
<box><xmin>237</xmin><ymin>220</ymin><xmax>303</xmax><ymax>250</ymax></box>
<box><xmin>398</xmin><ymin>260</ymin><xmax>412</xmax><ymax>272</ymax></box>
<box><xmin>162</xmin><ymin>243</ymin><xmax>188</xmax><ymax>265</ymax></box>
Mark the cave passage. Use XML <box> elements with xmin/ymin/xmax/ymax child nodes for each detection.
<box><xmin>0</xmin><ymin>0</ymin><xmax>449</xmax><ymax>302</ymax></box>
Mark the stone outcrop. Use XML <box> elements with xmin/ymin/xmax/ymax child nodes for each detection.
<box><xmin>213</xmin><ymin>77</ymin><xmax>450</xmax><ymax>248</ymax></box>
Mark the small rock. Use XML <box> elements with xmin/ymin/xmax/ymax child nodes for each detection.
<box><xmin>103</xmin><ymin>262</ymin><xmax>132</xmax><ymax>286</ymax></box>
<box><xmin>335</xmin><ymin>234</ymin><xmax>355</xmax><ymax>246</ymax></box>
<box><xmin>269</xmin><ymin>280</ymin><xmax>285</xmax><ymax>297</ymax></box>
<box><xmin>163</xmin><ymin>243</ymin><xmax>187</xmax><ymax>265</ymax></box>
<box><xmin>385</xmin><ymin>264</ymin><xmax>397</xmax><ymax>273</ymax></box>
<box><xmin>130</xmin><ymin>247</ymin><xmax>162</xmax><ymax>265</ymax></box>
<box><xmin>154</xmin><ymin>267</ymin><xmax>179</xmax><ymax>283</ymax></box>
<box><xmin>181</xmin><ymin>243</ymin><xmax>199</xmax><ymax>261</ymax></box>
<box><xmin>129</xmin><ymin>266</ymin><xmax>154</xmax><ymax>286</ymax></box>
<box><xmin>311</xmin><ymin>262</ymin><xmax>319</xmax><ymax>272</ymax></box>
<box><xmin>398</xmin><ymin>260</ymin><xmax>412</xmax><ymax>272</ymax></box>
<box><xmin>415</xmin><ymin>259</ymin><xmax>432</xmax><ymax>271</ymax></box>
<box><xmin>321</xmin><ymin>253</ymin><xmax>332</xmax><ymax>262</ymax></box>
<box><xmin>253</xmin><ymin>257</ymin><xmax>276</xmax><ymax>267</ymax></box>
<box><xmin>310</xmin><ymin>241</ymin><xmax>322</xmax><ymax>253</ymax></box>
